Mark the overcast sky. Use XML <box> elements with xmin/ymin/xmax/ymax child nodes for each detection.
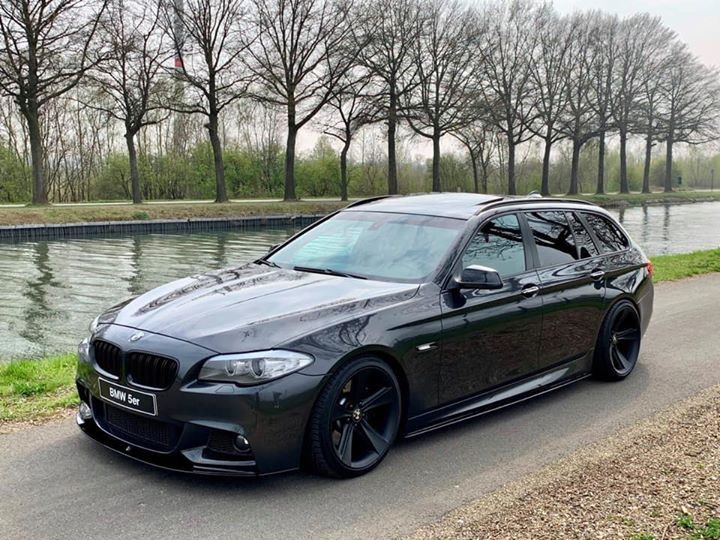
<box><xmin>553</xmin><ymin>0</ymin><xmax>719</xmax><ymax>67</ymax></box>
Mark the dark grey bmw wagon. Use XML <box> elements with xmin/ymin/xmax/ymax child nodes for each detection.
<box><xmin>76</xmin><ymin>193</ymin><xmax>654</xmax><ymax>477</ymax></box>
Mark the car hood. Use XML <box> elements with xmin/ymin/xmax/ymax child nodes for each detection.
<box><xmin>105</xmin><ymin>264</ymin><xmax>419</xmax><ymax>353</ymax></box>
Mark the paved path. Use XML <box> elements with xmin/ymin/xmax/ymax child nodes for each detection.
<box><xmin>2</xmin><ymin>275</ymin><xmax>719</xmax><ymax>539</ymax></box>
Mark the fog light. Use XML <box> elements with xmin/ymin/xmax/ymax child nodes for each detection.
<box><xmin>79</xmin><ymin>401</ymin><xmax>93</xmax><ymax>421</ymax></box>
<box><xmin>234</xmin><ymin>435</ymin><xmax>251</xmax><ymax>452</ymax></box>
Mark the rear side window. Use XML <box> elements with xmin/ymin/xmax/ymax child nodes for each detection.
<box><xmin>567</xmin><ymin>212</ymin><xmax>599</xmax><ymax>258</ymax></box>
<box><xmin>526</xmin><ymin>211</ymin><xmax>578</xmax><ymax>267</ymax></box>
<box><xmin>582</xmin><ymin>213</ymin><xmax>629</xmax><ymax>253</ymax></box>
<box><xmin>462</xmin><ymin>214</ymin><xmax>526</xmax><ymax>277</ymax></box>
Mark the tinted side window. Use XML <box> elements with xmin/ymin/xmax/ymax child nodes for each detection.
<box><xmin>567</xmin><ymin>212</ymin><xmax>599</xmax><ymax>258</ymax></box>
<box><xmin>526</xmin><ymin>211</ymin><xmax>578</xmax><ymax>267</ymax></box>
<box><xmin>583</xmin><ymin>213</ymin><xmax>629</xmax><ymax>253</ymax></box>
<box><xmin>462</xmin><ymin>214</ymin><xmax>526</xmax><ymax>277</ymax></box>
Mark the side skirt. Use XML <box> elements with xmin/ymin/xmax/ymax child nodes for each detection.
<box><xmin>404</xmin><ymin>358</ymin><xmax>592</xmax><ymax>439</ymax></box>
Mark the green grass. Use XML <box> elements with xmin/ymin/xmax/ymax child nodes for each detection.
<box><xmin>0</xmin><ymin>354</ymin><xmax>79</xmax><ymax>424</ymax></box>
<box><xmin>0</xmin><ymin>200</ymin><xmax>348</xmax><ymax>226</ymax></box>
<box><xmin>2</xmin><ymin>191</ymin><xmax>720</xmax><ymax>226</ymax></box>
<box><xmin>570</xmin><ymin>190</ymin><xmax>720</xmax><ymax>207</ymax></box>
<box><xmin>652</xmin><ymin>249</ymin><xmax>720</xmax><ymax>283</ymax></box>
<box><xmin>672</xmin><ymin>513</ymin><xmax>720</xmax><ymax>540</ymax></box>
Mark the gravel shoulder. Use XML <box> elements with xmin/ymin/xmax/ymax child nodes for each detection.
<box><xmin>410</xmin><ymin>384</ymin><xmax>720</xmax><ymax>540</ymax></box>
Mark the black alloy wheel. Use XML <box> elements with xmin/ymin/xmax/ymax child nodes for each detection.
<box><xmin>309</xmin><ymin>358</ymin><xmax>402</xmax><ymax>478</ymax></box>
<box><xmin>594</xmin><ymin>300</ymin><xmax>641</xmax><ymax>380</ymax></box>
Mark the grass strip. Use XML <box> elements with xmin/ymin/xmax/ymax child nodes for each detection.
<box><xmin>2</xmin><ymin>191</ymin><xmax>720</xmax><ymax>226</ymax></box>
<box><xmin>651</xmin><ymin>249</ymin><xmax>720</xmax><ymax>282</ymax></box>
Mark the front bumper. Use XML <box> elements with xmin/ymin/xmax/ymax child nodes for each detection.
<box><xmin>76</xmin><ymin>324</ymin><xmax>324</xmax><ymax>476</ymax></box>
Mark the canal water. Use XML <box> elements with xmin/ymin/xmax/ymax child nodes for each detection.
<box><xmin>1</xmin><ymin>202</ymin><xmax>719</xmax><ymax>359</ymax></box>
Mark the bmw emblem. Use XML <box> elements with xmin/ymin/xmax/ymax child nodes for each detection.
<box><xmin>129</xmin><ymin>331</ymin><xmax>145</xmax><ymax>343</ymax></box>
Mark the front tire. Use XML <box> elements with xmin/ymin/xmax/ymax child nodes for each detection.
<box><xmin>308</xmin><ymin>357</ymin><xmax>402</xmax><ymax>478</ymax></box>
<box><xmin>593</xmin><ymin>300</ymin><xmax>642</xmax><ymax>380</ymax></box>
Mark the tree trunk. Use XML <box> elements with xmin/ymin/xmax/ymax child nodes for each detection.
<box><xmin>568</xmin><ymin>139</ymin><xmax>581</xmax><ymax>195</ymax></box>
<box><xmin>469</xmin><ymin>152</ymin><xmax>479</xmax><ymax>193</ymax></box>
<box><xmin>387</xmin><ymin>92</ymin><xmax>398</xmax><ymax>195</ymax></box>
<box><xmin>619</xmin><ymin>129</ymin><xmax>629</xmax><ymax>194</ymax></box>
<box><xmin>540</xmin><ymin>135</ymin><xmax>552</xmax><ymax>196</ymax></box>
<box><xmin>642</xmin><ymin>132</ymin><xmax>653</xmax><ymax>194</ymax></box>
<box><xmin>339</xmin><ymin>139</ymin><xmax>350</xmax><ymax>202</ymax></box>
<box><xmin>207</xmin><ymin>113</ymin><xmax>228</xmax><ymax>203</ymax></box>
<box><xmin>507</xmin><ymin>134</ymin><xmax>516</xmax><ymax>195</ymax></box>
<box><xmin>596</xmin><ymin>131</ymin><xmax>605</xmax><ymax>195</ymax></box>
<box><xmin>125</xmin><ymin>131</ymin><xmax>142</xmax><ymax>204</ymax></box>
<box><xmin>664</xmin><ymin>133</ymin><xmax>674</xmax><ymax>193</ymax></box>
<box><xmin>26</xmin><ymin>104</ymin><xmax>48</xmax><ymax>205</ymax></box>
<box><xmin>284</xmin><ymin>125</ymin><xmax>298</xmax><ymax>201</ymax></box>
<box><xmin>431</xmin><ymin>131</ymin><xmax>441</xmax><ymax>192</ymax></box>
<box><xmin>480</xmin><ymin>161</ymin><xmax>489</xmax><ymax>194</ymax></box>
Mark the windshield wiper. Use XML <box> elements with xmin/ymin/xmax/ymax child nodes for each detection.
<box><xmin>254</xmin><ymin>258</ymin><xmax>279</xmax><ymax>268</ymax></box>
<box><xmin>293</xmin><ymin>266</ymin><xmax>367</xmax><ymax>280</ymax></box>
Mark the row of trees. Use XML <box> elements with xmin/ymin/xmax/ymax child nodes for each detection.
<box><xmin>0</xmin><ymin>0</ymin><xmax>719</xmax><ymax>205</ymax></box>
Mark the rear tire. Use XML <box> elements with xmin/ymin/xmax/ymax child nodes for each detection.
<box><xmin>308</xmin><ymin>357</ymin><xmax>401</xmax><ymax>478</ymax></box>
<box><xmin>593</xmin><ymin>300</ymin><xmax>642</xmax><ymax>380</ymax></box>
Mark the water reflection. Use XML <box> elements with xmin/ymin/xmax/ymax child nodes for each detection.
<box><xmin>1</xmin><ymin>202</ymin><xmax>719</xmax><ymax>359</ymax></box>
<box><xmin>0</xmin><ymin>227</ymin><xmax>296</xmax><ymax>358</ymax></box>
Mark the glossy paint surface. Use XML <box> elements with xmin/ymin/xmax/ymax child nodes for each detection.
<box><xmin>76</xmin><ymin>195</ymin><xmax>654</xmax><ymax>475</ymax></box>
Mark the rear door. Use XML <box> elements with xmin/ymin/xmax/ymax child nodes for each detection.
<box><xmin>525</xmin><ymin>210</ymin><xmax>607</xmax><ymax>371</ymax></box>
<box><xmin>439</xmin><ymin>213</ymin><xmax>544</xmax><ymax>404</ymax></box>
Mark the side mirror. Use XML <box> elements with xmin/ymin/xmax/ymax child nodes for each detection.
<box><xmin>454</xmin><ymin>264</ymin><xmax>503</xmax><ymax>290</ymax></box>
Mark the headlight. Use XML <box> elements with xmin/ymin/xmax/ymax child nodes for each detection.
<box><xmin>89</xmin><ymin>315</ymin><xmax>101</xmax><ymax>335</ymax></box>
<box><xmin>198</xmin><ymin>350</ymin><xmax>314</xmax><ymax>385</ymax></box>
<box><xmin>78</xmin><ymin>337</ymin><xmax>91</xmax><ymax>363</ymax></box>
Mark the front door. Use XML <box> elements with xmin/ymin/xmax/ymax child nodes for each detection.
<box><xmin>439</xmin><ymin>213</ymin><xmax>543</xmax><ymax>405</ymax></box>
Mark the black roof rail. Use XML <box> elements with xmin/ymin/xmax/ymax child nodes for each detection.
<box><xmin>475</xmin><ymin>196</ymin><xmax>598</xmax><ymax>215</ymax></box>
<box><xmin>344</xmin><ymin>195</ymin><xmax>398</xmax><ymax>208</ymax></box>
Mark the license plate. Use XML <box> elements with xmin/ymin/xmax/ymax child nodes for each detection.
<box><xmin>98</xmin><ymin>378</ymin><xmax>157</xmax><ymax>416</ymax></box>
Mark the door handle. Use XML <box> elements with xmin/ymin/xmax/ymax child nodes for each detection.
<box><xmin>521</xmin><ymin>284</ymin><xmax>540</xmax><ymax>298</ymax></box>
<box><xmin>589</xmin><ymin>270</ymin><xmax>605</xmax><ymax>282</ymax></box>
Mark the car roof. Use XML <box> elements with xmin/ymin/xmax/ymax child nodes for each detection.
<box><xmin>343</xmin><ymin>193</ymin><xmax>598</xmax><ymax>220</ymax></box>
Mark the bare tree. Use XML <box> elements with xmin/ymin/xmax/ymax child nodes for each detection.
<box><xmin>557</xmin><ymin>13</ymin><xmax>601</xmax><ymax>195</ymax></box>
<box><xmin>477</xmin><ymin>0</ymin><xmax>539</xmax><ymax>195</ymax></box>
<box><xmin>86</xmin><ymin>0</ymin><xmax>168</xmax><ymax>204</ymax></box>
<box><xmin>452</xmin><ymin>121</ymin><xmax>497</xmax><ymax>193</ymax></box>
<box><xmin>403</xmin><ymin>0</ymin><xmax>479</xmax><ymax>192</ymax></box>
<box><xmin>657</xmin><ymin>43</ymin><xmax>720</xmax><ymax>192</ymax></box>
<box><xmin>0</xmin><ymin>0</ymin><xmax>108</xmax><ymax>204</ymax></box>
<box><xmin>246</xmin><ymin>0</ymin><xmax>354</xmax><ymax>201</ymax></box>
<box><xmin>528</xmin><ymin>7</ymin><xmax>575</xmax><ymax>195</ymax></box>
<box><xmin>354</xmin><ymin>0</ymin><xmax>422</xmax><ymax>195</ymax></box>
<box><xmin>636</xmin><ymin>40</ymin><xmax>673</xmax><ymax>194</ymax></box>
<box><xmin>589</xmin><ymin>12</ymin><xmax>618</xmax><ymax>195</ymax></box>
<box><xmin>163</xmin><ymin>0</ymin><xmax>251</xmax><ymax>203</ymax></box>
<box><xmin>322</xmin><ymin>72</ymin><xmax>378</xmax><ymax>201</ymax></box>
<box><xmin>611</xmin><ymin>14</ymin><xmax>674</xmax><ymax>193</ymax></box>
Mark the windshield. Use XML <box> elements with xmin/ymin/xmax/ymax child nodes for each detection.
<box><xmin>267</xmin><ymin>211</ymin><xmax>465</xmax><ymax>282</ymax></box>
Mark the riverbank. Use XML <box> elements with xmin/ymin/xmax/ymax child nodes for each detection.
<box><xmin>1</xmin><ymin>249</ymin><xmax>718</xmax><ymax>431</ymax></box>
<box><xmin>574</xmin><ymin>190</ymin><xmax>720</xmax><ymax>208</ymax></box>
<box><xmin>1</xmin><ymin>191</ymin><xmax>719</xmax><ymax>227</ymax></box>
<box><xmin>0</xmin><ymin>199</ymin><xmax>348</xmax><ymax>227</ymax></box>
<box><xmin>410</xmin><ymin>383</ymin><xmax>720</xmax><ymax>540</ymax></box>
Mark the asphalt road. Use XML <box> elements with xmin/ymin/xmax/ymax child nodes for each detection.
<box><xmin>2</xmin><ymin>275</ymin><xmax>720</xmax><ymax>540</ymax></box>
